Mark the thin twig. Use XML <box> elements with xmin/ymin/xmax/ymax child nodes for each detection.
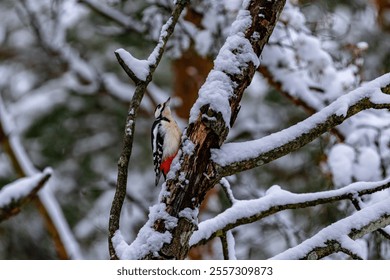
<box><xmin>108</xmin><ymin>0</ymin><xmax>190</xmax><ymax>259</ymax></box>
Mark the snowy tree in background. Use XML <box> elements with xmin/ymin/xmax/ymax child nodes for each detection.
<box><xmin>1</xmin><ymin>0</ymin><xmax>390</xmax><ymax>260</ymax></box>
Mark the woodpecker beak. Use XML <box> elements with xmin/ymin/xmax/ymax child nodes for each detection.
<box><xmin>165</xmin><ymin>97</ymin><xmax>171</xmax><ymax>106</ymax></box>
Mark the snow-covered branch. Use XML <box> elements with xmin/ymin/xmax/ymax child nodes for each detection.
<box><xmin>219</xmin><ymin>179</ymin><xmax>236</xmax><ymax>260</ymax></box>
<box><xmin>18</xmin><ymin>0</ymin><xmax>99</xmax><ymax>94</ymax></box>
<box><xmin>131</xmin><ymin>0</ymin><xmax>287</xmax><ymax>260</ymax></box>
<box><xmin>189</xmin><ymin>178</ymin><xmax>390</xmax><ymax>248</ymax></box>
<box><xmin>79</xmin><ymin>0</ymin><xmax>145</xmax><ymax>33</ymax></box>
<box><xmin>0</xmin><ymin>96</ymin><xmax>82</xmax><ymax>259</ymax></box>
<box><xmin>115</xmin><ymin>49</ymin><xmax>150</xmax><ymax>84</ymax></box>
<box><xmin>18</xmin><ymin>0</ymin><xmax>139</xmax><ymax>101</ymax></box>
<box><xmin>0</xmin><ymin>169</ymin><xmax>52</xmax><ymax>222</ymax></box>
<box><xmin>108</xmin><ymin>0</ymin><xmax>190</xmax><ymax>259</ymax></box>
<box><xmin>220</xmin><ymin>231</ymin><xmax>237</xmax><ymax>260</ymax></box>
<box><xmin>272</xmin><ymin>197</ymin><xmax>390</xmax><ymax>259</ymax></box>
<box><xmin>212</xmin><ymin>73</ymin><xmax>390</xmax><ymax>178</ymax></box>
<box><xmin>110</xmin><ymin>0</ymin><xmax>286</xmax><ymax>260</ymax></box>
<box><xmin>114</xmin><ymin>0</ymin><xmax>187</xmax><ymax>84</ymax></box>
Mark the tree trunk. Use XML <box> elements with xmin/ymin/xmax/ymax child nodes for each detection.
<box><xmin>145</xmin><ymin>0</ymin><xmax>287</xmax><ymax>260</ymax></box>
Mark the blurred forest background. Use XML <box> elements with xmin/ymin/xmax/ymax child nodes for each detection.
<box><xmin>1</xmin><ymin>0</ymin><xmax>390</xmax><ymax>259</ymax></box>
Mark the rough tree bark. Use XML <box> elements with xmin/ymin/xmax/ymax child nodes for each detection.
<box><xmin>146</xmin><ymin>0</ymin><xmax>287</xmax><ymax>260</ymax></box>
<box><xmin>108</xmin><ymin>0</ymin><xmax>190</xmax><ymax>259</ymax></box>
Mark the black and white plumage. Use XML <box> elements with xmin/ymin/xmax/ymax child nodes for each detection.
<box><xmin>151</xmin><ymin>97</ymin><xmax>181</xmax><ymax>186</ymax></box>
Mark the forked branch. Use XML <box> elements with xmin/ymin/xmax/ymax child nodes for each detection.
<box><xmin>108</xmin><ymin>0</ymin><xmax>190</xmax><ymax>259</ymax></box>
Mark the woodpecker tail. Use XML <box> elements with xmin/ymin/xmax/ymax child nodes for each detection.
<box><xmin>155</xmin><ymin>171</ymin><xmax>162</xmax><ymax>187</ymax></box>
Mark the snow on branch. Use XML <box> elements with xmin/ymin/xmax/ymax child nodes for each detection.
<box><xmin>109</xmin><ymin>0</ymin><xmax>190</xmax><ymax>260</ymax></box>
<box><xmin>220</xmin><ymin>231</ymin><xmax>237</xmax><ymax>260</ymax></box>
<box><xmin>262</xmin><ymin>1</ymin><xmax>359</xmax><ymax>113</ymax></box>
<box><xmin>212</xmin><ymin>73</ymin><xmax>390</xmax><ymax>178</ymax></box>
<box><xmin>110</xmin><ymin>0</ymin><xmax>287</xmax><ymax>260</ymax></box>
<box><xmin>0</xmin><ymin>96</ymin><xmax>83</xmax><ymax>259</ymax></box>
<box><xmin>138</xmin><ymin>0</ymin><xmax>287</xmax><ymax>260</ymax></box>
<box><xmin>19</xmin><ymin>0</ymin><xmax>99</xmax><ymax>93</ymax></box>
<box><xmin>0</xmin><ymin>169</ymin><xmax>52</xmax><ymax>222</ymax></box>
<box><xmin>115</xmin><ymin>1</ymin><xmax>187</xmax><ymax>84</ymax></box>
<box><xmin>18</xmin><ymin>0</ymin><xmax>161</xmax><ymax>104</ymax></box>
<box><xmin>190</xmin><ymin>178</ymin><xmax>390</xmax><ymax>248</ymax></box>
<box><xmin>115</xmin><ymin>49</ymin><xmax>150</xmax><ymax>83</ymax></box>
<box><xmin>79</xmin><ymin>0</ymin><xmax>145</xmax><ymax>33</ymax></box>
<box><xmin>112</xmin><ymin>202</ymin><xmax>178</xmax><ymax>260</ymax></box>
<box><xmin>272</xmin><ymin>197</ymin><xmax>390</xmax><ymax>259</ymax></box>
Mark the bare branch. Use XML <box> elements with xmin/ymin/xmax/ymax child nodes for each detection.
<box><xmin>212</xmin><ymin>74</ymin><xmax>390</xmax><ymax>178</ymax></box>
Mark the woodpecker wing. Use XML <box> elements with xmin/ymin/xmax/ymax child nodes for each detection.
<box><xmin>151</xmin><ymin>120</ymin><xmax>164</xmax><ymax>186</ymax></box>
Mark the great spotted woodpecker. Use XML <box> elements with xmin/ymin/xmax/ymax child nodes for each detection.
<box><xmin>151</xmin><ymin>97</ymin><xmax>181</xmax><ymax>186</ymax></box>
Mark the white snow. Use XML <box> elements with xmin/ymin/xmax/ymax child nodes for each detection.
<box><xmin>271</xmin><ymin>197</ymin><xmax>390</xmax><ymax>259</ymax></box>
<box><xmin>220</xmin><ymin>177</ymin><xmax>237</xmax><ymax>204</ymax></box>
<box><xmin>0</xmin><ymin>168</ymin><xmax>52</xmax><ymax>208</ymax></box>
<box><xmin>189</xmin><ymin>70</ymin><xmax>234</xmax><ymax>126</ymax></box>
<box><xmin>353</xmin><ymin>147</ymin><xmax>381</xmax><ymax>182</ymax></box>
<box><xmin>214</xmin><ymin>35</ymin><xmax>259</xmax><ymax>75</ymax></box>
<box><xmin>211</xmin><ymin>73</ymin><xmax>390</xmax><ymax>167</ymax></box>
<box><xmin>115</xmin><ymin>48</ymin><xmax>150</xmax><ymax>81</ymax></box>
<box><xmin>102</xmin><ymin>73</ymin><xmax>134</xmax><ymax>102</ymax></box>
<box><xmin>190</xmin><ymin>178</ymin><xmax>390</xmax><ymax>247</ymax></box>
<box><xmin>328</xmin><ymin>144</ymin><xmax>355</xmax><ymax>187</ymax></box>
<box><xmin>179</xmin><ymin>207</ymin><xmax>199</xmax><ymax>225</ymax></box>
<box><xmin>295</xmin><ymin>33</ymin><xmax>332</xmax><ymax>71</ymax></box>
<box><xmin>195</xmin><ymin>30</ymin><xmax>213</xmax><ymax>57</ymax></box>
<box><xmin>0</xmin><ymin>97</ymin><xmax>83</xmax><ymax>259</ymax></box>
<box><xmin>182</xmin><ymin>138</ymin><xmax>196</xmax><ymax>156</ymax></box>
<box><xmin>226</xmin><ymin>231</ymin><xmax>237</xmax><ymax>260</ymax></box>
<box><xmin>112</xmin><ymin>203</ymin><xmax>178</xmax><ymax>259</ymax></box>
<box><xmin>148</xmin><ymin>17</ymin><xmax>173</xmax><ymax>65</ymax></box>
<box><xmin>189</xmin><ymin>8</ymin><xmax>257</xmax><ymax>127</ymax></box>
<box><xmin>80</xmin><ymin>0</ymin><xmax>141</xmax><ymax>30</ymax></box>
<box><xmin>357</xmin><ymin>41</ymin><xmax>369</xmax><ymax>50</ymax></box>
<box><xmin>261</xmin><ymin>1</ymin><xmax>365</xmax><ymax>111</ymax></box>
<box><xmin>282</xmin><ymin>6</ymin><xmax>307</xmax><ymax>31</ymax></box>
<box><xmin>224</xmin><ymin>0</ymin><xmax>243</xmax><ymax>12</ymax></box>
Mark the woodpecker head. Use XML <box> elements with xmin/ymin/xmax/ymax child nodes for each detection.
<box><xmin>154</xmin><ymin>97</ymin><xmax>172</xmax><ymax>119</ymax></box>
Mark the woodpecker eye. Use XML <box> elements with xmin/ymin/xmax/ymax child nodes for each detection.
<box><xmin>156</xmin><ymin>104</ymin><xmax>162</xmax><ymax>110</ymax></box>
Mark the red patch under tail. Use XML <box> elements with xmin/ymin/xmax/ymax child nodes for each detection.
<box><xmin>160</xmin><ymin>152</ymin><xmax>177</xmax><ymax>176</ymax></box>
